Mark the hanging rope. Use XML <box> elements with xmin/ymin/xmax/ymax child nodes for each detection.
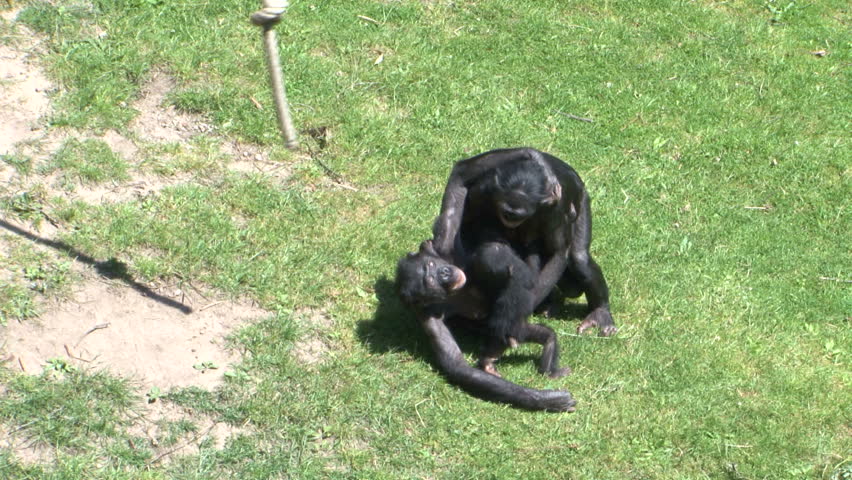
<box><xmin>251</xmin><ymin>0</ymin><xmax>298</xmax><ymax>150</ymax></box>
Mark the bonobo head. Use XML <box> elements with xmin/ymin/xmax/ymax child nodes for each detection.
<box><xmin>396</xmin><ymin>240</ymin><xmax>466</xmax><ymax>307</ymax></box>
<box><xmin>484</xmin><ymin>160</ymin><xmax>561</xmax><ymax>229</ymax></box>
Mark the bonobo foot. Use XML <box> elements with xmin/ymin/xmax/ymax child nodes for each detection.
<box><xmin>478</xmin><ymin>357</ymin><xmax>502</xmax><ymax>377</ymax></box>
<box><xmin>578</xmin><ymin>307</ymin><xmax>618</xmax><ymax>336</ymax></box>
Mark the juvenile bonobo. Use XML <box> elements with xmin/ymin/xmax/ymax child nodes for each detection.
<box><xmin>397</xmin><ymin>239</ymin><xmax>570</xmax><ymax>378</ymax></box>
<box><xmin>432</xmin><ymin>147</ymin><xmax>617</xmax><ymax>336</ymax></box>
<box><xmin>396</xmin><ymin>240</ymin><xmax>575</xmax><ymax>412</ymax></box>
<box><xmin>466</xmin><ymin>238</ymin><xmax>570</xmax><ymax>379</ymax></box>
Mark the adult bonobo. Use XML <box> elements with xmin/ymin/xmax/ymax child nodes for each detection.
<box><xmin>432</xmin><ymin>147</ymin><xmax>617</xmax><ymax>336</ymax></box>
<box><xmin>396</xmin><ymin>239</ymin><xmax>576</xmax><ymax>412</ymax></box>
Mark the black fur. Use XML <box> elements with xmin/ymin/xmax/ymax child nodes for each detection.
<box><xmin>396</xmin><ymin>240</ymin><xmax>574</xmax><ymax>412</ymax></box>
<box><xmin>433</xmin><ymin>147</ymin><xmax>617</xmax><ymax>336</ymax></box>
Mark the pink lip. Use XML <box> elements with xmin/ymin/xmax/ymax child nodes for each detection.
<box><xmin>450</xmin><ymin>270</ymin><xmax>466</xmax><ymax>290</ymax></box>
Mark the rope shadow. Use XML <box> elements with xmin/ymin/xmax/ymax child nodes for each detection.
<box><xmin>0</xmin><ymin>218</ymin><xmax>192</xmax><ymax>314</ymax></box>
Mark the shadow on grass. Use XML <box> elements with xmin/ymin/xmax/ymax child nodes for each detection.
<box><xmin>356</xmin><ymin>276</ymin><xmax>430</xmax><ymax>360</ymax></box>
<box><xmin>0</xmin><ymin>218</ymin><xmax>192</xmax><ymax>314</ymax></box>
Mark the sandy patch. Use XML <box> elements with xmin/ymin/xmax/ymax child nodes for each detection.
<box><xmin>292</xmin><ymin>307</ymin><xmax>334</xmax><ymax>365</ymax></box>
<box><xmin>0</xmin><ymin>30</ymin><xmax>52</xmax><ymax>156</ymax></box>
<box><xmin>1</xmin><ymin>276</ymin><xmax>268</xmax><ymax>391</ymax></box>
<box><xmin>0</xmin><ymin>423</ymin><xmax>56</xmax><ymax>465</ymax></box>
<box><xmin>130</xmin><ymin>71</ymin><xmax>215</xmax><ymax>142</ymax></box>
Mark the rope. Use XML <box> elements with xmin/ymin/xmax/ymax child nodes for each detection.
<box><xmin>251</xmin><ymin>1</ymin><xmax>298</xmax><ymax>150</ymax></box>
<box><xmin>250</xmin><ymin>0</ymin><xmax>288</xmax><ymax>26</ymax></box>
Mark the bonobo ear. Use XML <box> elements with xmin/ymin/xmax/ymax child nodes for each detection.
<box><xmin>541</xmin><ymin>181</ymin><xmax>562</xmax><ymax>206</ymax></box>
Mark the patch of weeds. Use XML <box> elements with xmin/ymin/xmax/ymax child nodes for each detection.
<box><xmin>139</xmin><ymin>136</ymin><xmax>226</xmax><ymax>177</ymax></box>
<box><xmin>16</xmin><ymin>1</ymin><xmax>97</xmax><ymax>38</ymax></box>
<box><xmin>830</xmin><ymin>462</ymin><xmax>852</xmax><ymax>480</ymax></box>
<box><xmin>0</xmin><ymin>238</ymin><xmax>74</xmax><ymax>323</ymax></box>
<box><xmin>192</xmin><ymin>360</ymin><xmax>219</xmax><ymax>373</ymax></box>
<box><xmin>8</xmin><ymin>240</ymin><xmax>74</xmax><ymax>292</ymax></box>
<box><xmin>0</xmin><ymin>370</ymin><xmax>135</xmax><ymax>451</ymax></box>
<box><xmin>0</xmin><ymin>185</ymin><xmax>48</xmax><ymax>225</ymax></box>
<box><xmin>765</xmin><ymin>0</ymin><xmax>802</xmax><ymax>23</ymax></box>
<box><xmin>132</xmin><ymin>0</ymin><xmax>165</xmax><ymax>8</ymax></box>
<box><xmin>0</xmin><ymin>284</ymin><xmax>37</xmax><ymax>325</ymax></box>
<box><xmin>43</xmin><ymin>358</ymin><xmax>78</xmax><ymax>375</ymax></box>
<box><xmin>145</xmin><ymin>386</ymin><xmax>162</xmax><ymax>404</ymax></box>
<box><xmin>1</xmin><ymin>153</ymin><xmax>33</xmax><ymax>176</ymax></box>
<box><xmin>43</xmin><ymin>138</ymin><xmax>130</xmax><ymax>190</ymax></box>
<box><xmin>159</xmin><ymin>418</ymin><xmax>199</xmax><ymax>448</ymax></box>
<box><xmin>165</xmin><ymin>387</ymin><xmax>222</xmax><ymax>416</ymax></box>
<box><xmin>20</xmin><ymin>2</ymin><xmax>143</xmax><ymax>130</ymax></box>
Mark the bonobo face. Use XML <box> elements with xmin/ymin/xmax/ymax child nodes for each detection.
<box><xmin>495</xmin><ymin>190</ymin><xmax>536</xmax><ymax>228</ymax></box>
<box><xmin>396</xmin><ymin>240</ymin><xmax>466</xmax><ymax>307</ymax></box>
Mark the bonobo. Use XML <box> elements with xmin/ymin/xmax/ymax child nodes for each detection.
<box><xmin>432</xmin><ymin>147</ymin><xmax>617</xmax><ymax>336</ymax></box>
<box><xmin>396</xmin><ymin>240</ymin><xmax>575</xmax><ymax>412</ymax></box>
<box><xmin>399</xmin><ymin>237</ymin><xmax>570</xmax><ymax>379</ymax></box>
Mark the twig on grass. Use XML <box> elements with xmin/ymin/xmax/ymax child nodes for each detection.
<box><xmin>554</xmin><ymin>110</ymin><xmax>594</xmax><ymax>123</ymax></box>
<box><xmin>357</xmin><ymin>15</ymin><xmax>380</xmax><ymax>25</ymax></box>
<box><xmin>414</xmin><ymin>399</ymin><xmax>428</xmax><ymax>428</ymax></box>
<box><xmin>148</xmin><ymin>422</ymin><xmax>218</xmax><ymax>465</ymax></box>
<box><xmin>819</xmin><ymin>276</ymin><xmax>852</xmax><ymax>283</ymax></box>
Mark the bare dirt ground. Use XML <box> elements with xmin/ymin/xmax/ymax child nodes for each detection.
<box><xmin>0</xmin><ymin>8</ymin><xmax>293</xmax><ymax>464</ymax></box>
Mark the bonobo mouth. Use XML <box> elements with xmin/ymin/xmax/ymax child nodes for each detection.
<box><xmin>498</xmin><ymin>213</ymin><xmax>525</xmax><ymax>229</ymax></box>
<box><xmin>450</xmin><ymin>269</ymin><xmax>466</xmax><ymax>291</ymax></box>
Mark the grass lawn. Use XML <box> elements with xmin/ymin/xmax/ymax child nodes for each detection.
<box><xmin>0</xmin><ymin>0</ymin><xmax>849</xmax><ymax>478</ymax></box>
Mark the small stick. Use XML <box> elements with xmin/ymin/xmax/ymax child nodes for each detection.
<box><xmin>75</xmin><ymin>323</ymin><xmax>110</xmax><ymax>347</ymax></box>
<box><xmin>148</xmin><ymin>422</ymin><xmax>218</xmax><ymax>465</ymax></box>
<box><xmin>414</xmin><ymin>399</ymin><xmax>427</xmax><ymax>428</ymax></box>
<box><xmin>744</xmin><ymin>206</ymin><xmax>771</xmax><ymax>211</ymax></box>
<box><xmin>357</xmin><ymin>15</ymin><xmax>380</xmax><ymax>25</ymax></box>
<box><xmin>200</xmin><ymin>301</ymin><xmax>224</xmax><ymax>311</ymax></box>
<box><xmin>554</xmin><ymin>110</ymin><xmax>594</xmax><ymax>123</ymax></box>
<box><xmin>819</xmin><ymin>276</ymin><xmax>852</xmax><ymax>283</ymax></box>
<box><xmin>64</xmin><ymin>344</ymin><xmax>92</xmax><ymax>362</ymax></box>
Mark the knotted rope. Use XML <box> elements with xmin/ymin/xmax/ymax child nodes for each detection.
<box><xmin>251</xmin><ymin>0</ymin><xmax>298</xmax><ymax>150</ymax></box>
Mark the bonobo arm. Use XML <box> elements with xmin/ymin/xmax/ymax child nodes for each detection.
<box><xmin>531</xmin><ymin>252</ymin><xmax>569</xmax><ymax>307</ymax></box>
<box><xmin>432</xmin><ymin>148</ymin><xmax>536</xmax><ymax>258</ymax></box>
<box><xmin>420</xmin><ymin>314</ymin><xmax>576</xmax><ymax>412</ymax></box>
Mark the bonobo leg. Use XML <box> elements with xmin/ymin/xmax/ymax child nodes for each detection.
<box><xmin>421</xmin><ymin>315</ymin><xmax>576</xmax><ymax>412</ymax></box>
<box><xmin>567</xmin><ymin>195</ymin><xmax>618</xmax><ymax>336</ymax></box>
<box><xmin>515</xmin><ymin>323</ymin><xmax>572</xmax><ymax>378</ymax></box>
<box><xmin>568</xmin><ymin>250</ymin><xmax>617</xmax><ymax>336</ymax></box>
<box><xmin>477</xmin><ymin>322</ymin><xmax>570</xmax><ymax>379</ymax></box>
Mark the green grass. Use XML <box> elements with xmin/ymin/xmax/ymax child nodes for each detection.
<box><xmin>0</xmin><ymin>235</ymin><xmax>74</xmax><ymax>324</ymax></box>
<box><xmin>1</xmin><ymin>0</ymin><xmax>849</xmax><ymax>478</ymax></box>
<box><xmin>42</xmin><ymin>138</ymin><xmax>130</xmax><ymax>190</ymax></box>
